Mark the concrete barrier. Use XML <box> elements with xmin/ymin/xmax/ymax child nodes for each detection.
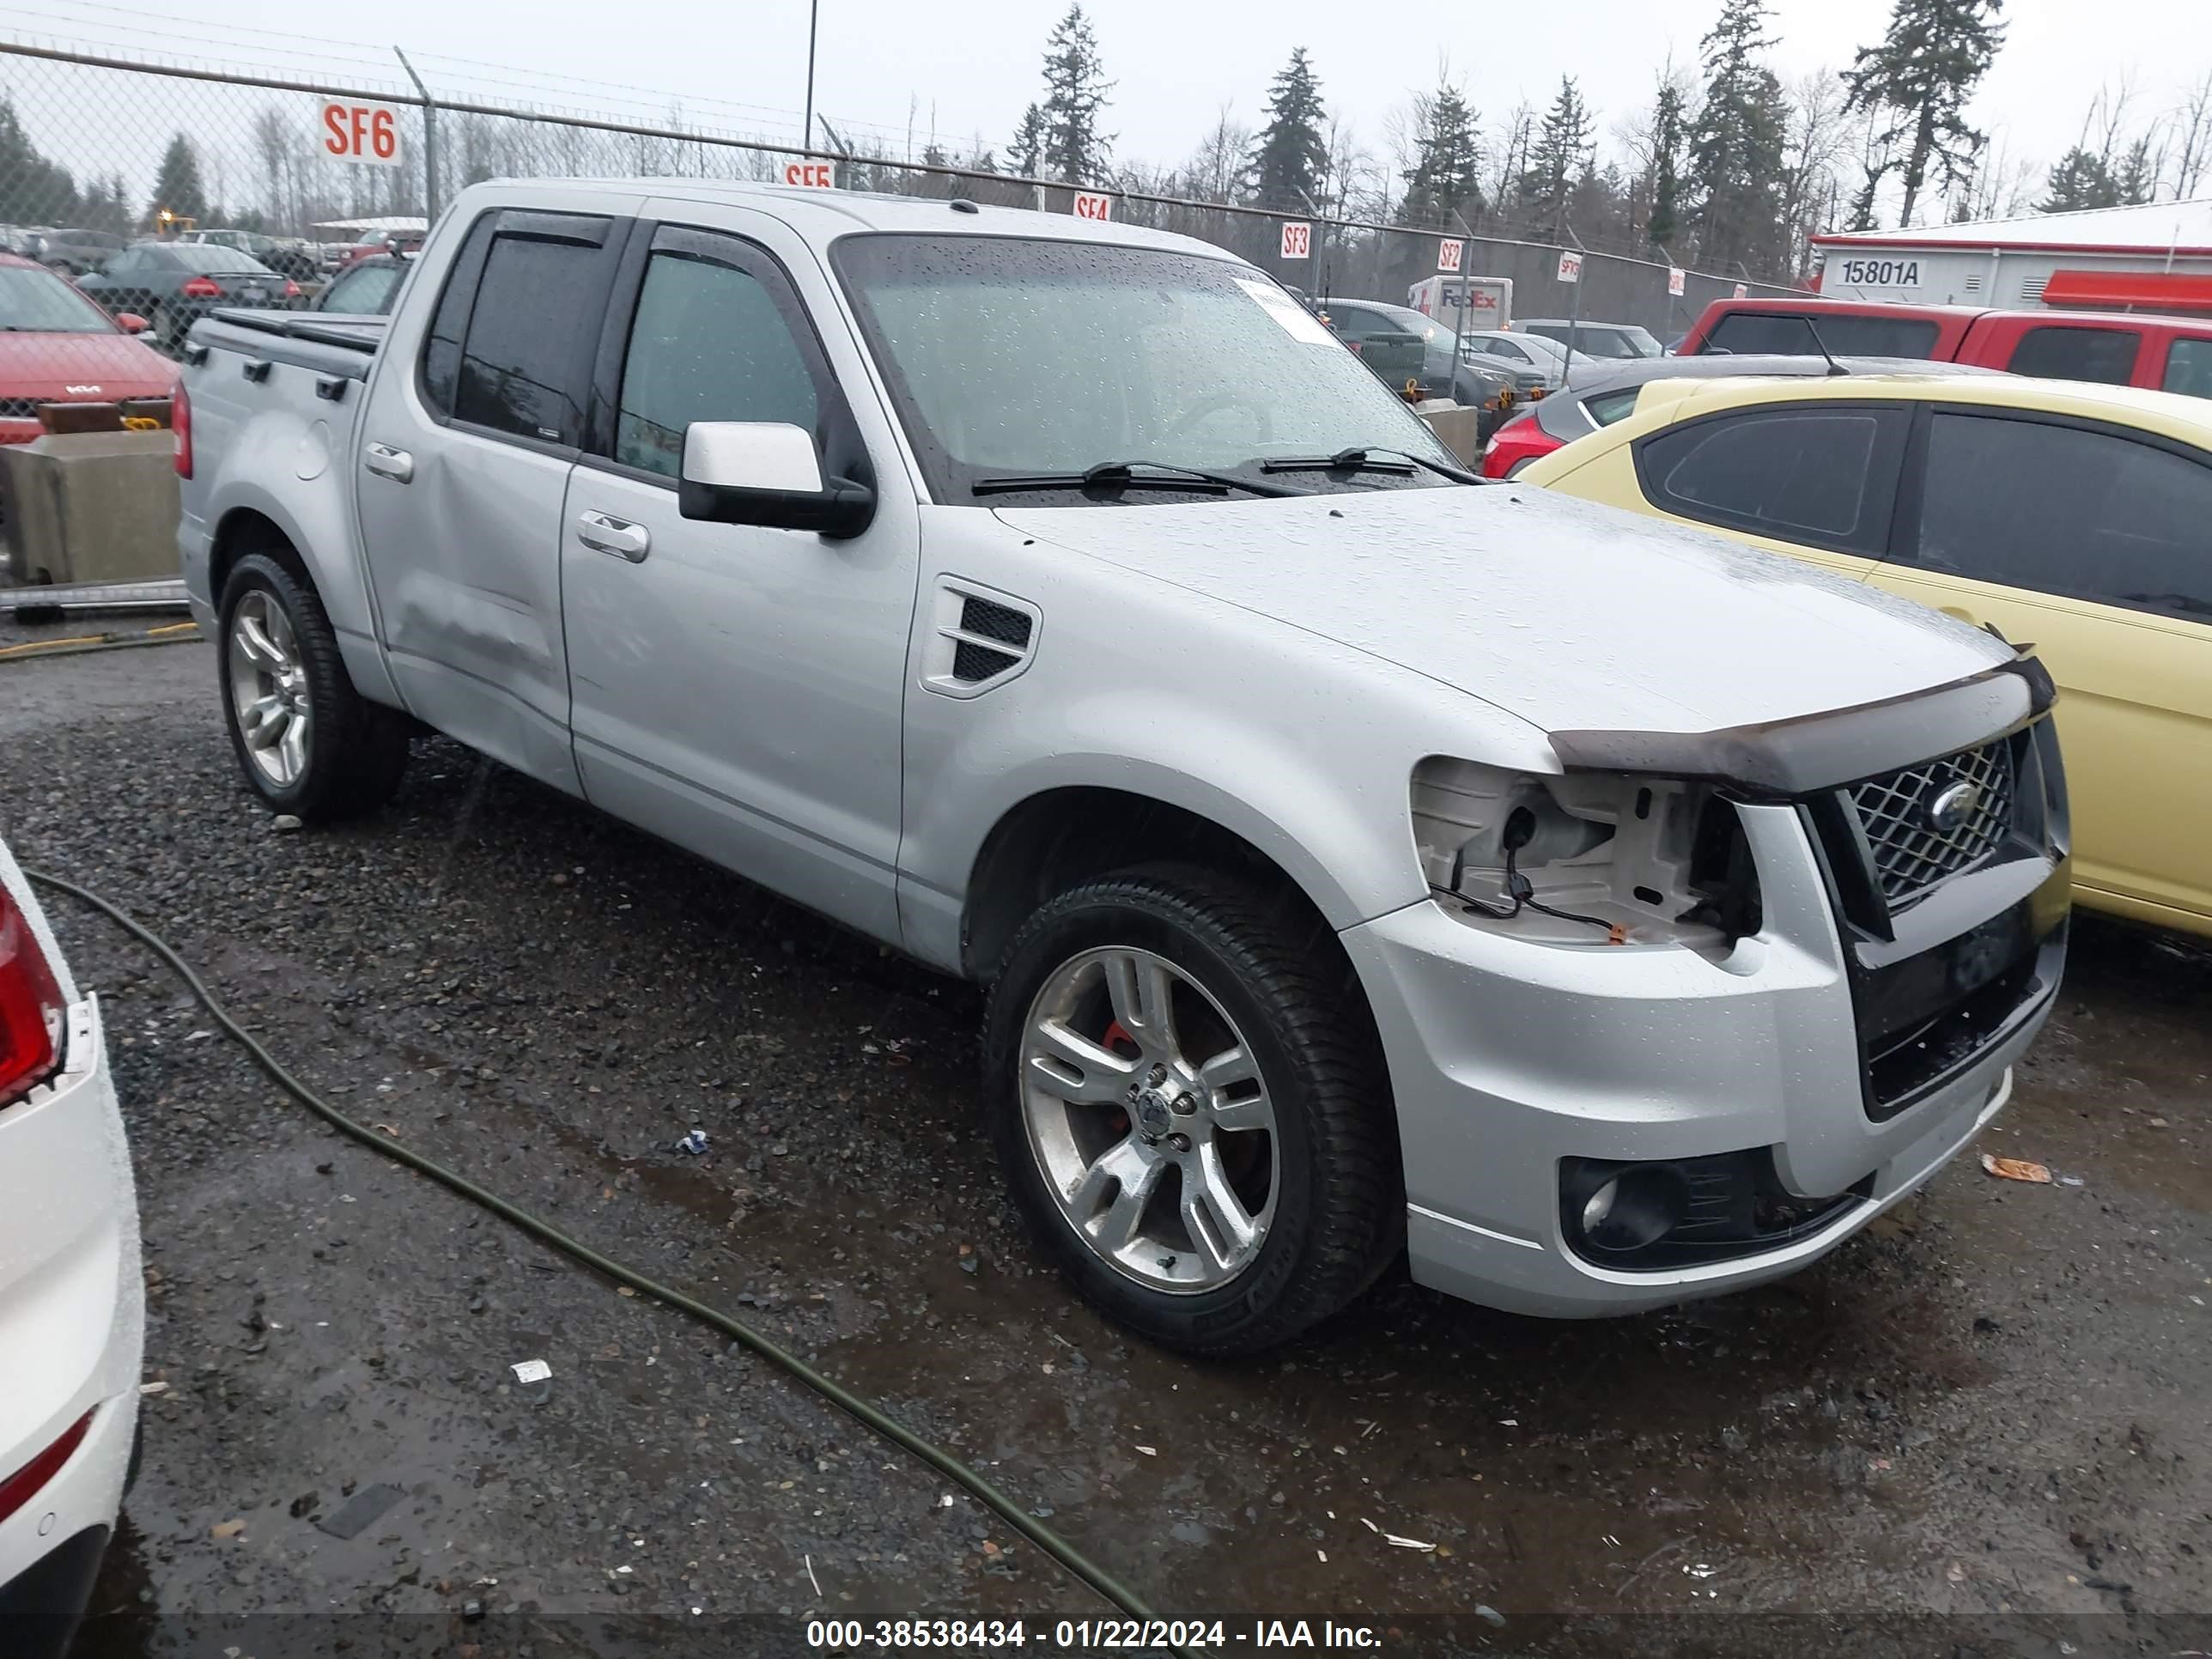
<box><xmin>1417</xmin><ymin>402</ymin><xmax>1488</xmax><ymax>468</ymax></box>
<box><xmin>0</xmin><ymin>430</ymin><xmax>181</xmax><ymax>587</ymax></box>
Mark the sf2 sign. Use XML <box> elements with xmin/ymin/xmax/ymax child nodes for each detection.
<box><xmin>1280</xmin><ymin>222</ymin><xmax>1311</xmax><ymax>261</ymax></box>
<box><xmin>1437</xmin><ymin>239</ymin><xmax>1463</xmax><ymax>274</ymax></box>
<box><xmin>1073</xmin><ymin>191</ymin><xmax>1114</xmax><ymax>221</ymax></box>
<box><xmin>783</xmin><ymin>160</ymin><xmax>836</xmax><ymax>189</ymax></box>
<box><xmin>319</xmin><ymin>100</ymin><xmax>401</xmax><ymax>167</ymax></box>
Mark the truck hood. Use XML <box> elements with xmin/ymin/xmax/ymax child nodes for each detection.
<box><xmin>995</xmin><ymin>484</ymin><xmax>2014</xmax><ymax>738</ymax></box>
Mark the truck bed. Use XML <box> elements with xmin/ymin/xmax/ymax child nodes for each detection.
<box><xmin>196</xmin><ymin>309</ymin><xmax>388</xmax><ymax>382</ymax></box>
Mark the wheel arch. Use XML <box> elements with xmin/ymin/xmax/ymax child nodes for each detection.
<box><xmin>961</xmin><ymin>785</ymin><xmax>1354</xmax><ymax>987</ymax></box>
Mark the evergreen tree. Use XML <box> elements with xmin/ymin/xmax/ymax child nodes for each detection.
<box><xmin>2039</xmin><ymin>146</ymin><xmax>2118</xmax><ymax>211</ymax></box>
<box><xmin>2113</xmin><ymin>135</ymin><xmax>2156</xmax><ymax>204</ymax></box>
<box><xmin>1687</xmin><ymin>0</ymin><xmax>1790</xmax><ymax>274</ymax></box>
<box><xmin>1841</xmin><ymin>0</ymin><xmax>2005</xmax><ymax>227</ymax></box>
<box><xmin>1036</xmin><ymin>4</ymin><xmax>1113</xmax><ymax>184</ymax></box>
<box><xmin>1647</xmin><ymin>81</ymin><xmax>1688</xmax><ymax>249</ymax></box>
<box><xmin>148</xmin><ymin>133</ymin><xmax>208</xmax><ymax>227</ymax></box>
<box><xmin>1518</xmin><ymin>76</ymin><xmax>1594</xmax><ymax>238</ymax></box>
<box><xmin>1008</xmin><ymin>103</ymin><xmax>1048</xmax><ymax>176</ymax></box>
<box><xmin>0</xmin><ymin>100</ymin><xmax>77</xmax><ymax>226</ymax></box>
<box><xmin>1244</xmin><ymin>48</ymin><xmax>1328</xmax><ymax>210</ymax></box>
<box><xmin>1398</xmin><ymin>82</ymin><xmax>1483</xmax><ymax>226</ymax></box>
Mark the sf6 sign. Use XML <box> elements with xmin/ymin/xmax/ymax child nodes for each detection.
<box><xmin>320</xmin><ymin>100</ymin><xmax>402</xmax><ymax>167</ymax></box>
<box><xmin>783</xmin><ymin>160</ymin><xmax>836</xmax><ymax>189</ymax></box>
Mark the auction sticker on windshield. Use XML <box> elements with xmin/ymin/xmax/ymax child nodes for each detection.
<box><xmin>1236</xmin><ymin>278</ymin><xmax>1334</xmax><ymax>345</ymax></box>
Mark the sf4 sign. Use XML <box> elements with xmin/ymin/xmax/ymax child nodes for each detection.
<box><xmin>1437</xmin><ymin>238</ymin><xmax>1463</xmax><ymax>274</ymax></box>
<box><xmin>1073</xmin><ymin>190</ymin><xmax>1114</xmax><ymax>221</ymax></box>
<box><xmin>1556</xmin><ymin>250</ymin><xmax>1583</xmax><ymax>284</ymax></box>
<box><xmin>783</xmin><ymin>160</ymin><xmax>836</xmax><ymax>189</ymax></box>
<box><xmin>1280</xmin><ymin>221</ymin><xmax>1311</xmax><ymax>260</ymax></box>
<box><xmin>319</xmin><ymin>100</ymin><xmax>401</xmax><ymax>167</ymax></box>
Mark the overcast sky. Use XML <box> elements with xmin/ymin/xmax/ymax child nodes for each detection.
<box><xmin>6</xmin><ymin>0</ymin><xmax>2210</xmax><ymax>203</ymax></box>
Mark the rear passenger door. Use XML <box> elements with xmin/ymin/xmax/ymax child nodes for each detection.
<box><xmin>1626</xmin><ymin>401</ymin><xmax>1911</xmax><ymax>580</ymax></box>
<box><xmin>355</xmin><ymin>204</ymin><xmax>628</xmax><ymax>793</ymax></box>
<box><xmin>1869</xmin><ymin>407</ymin><xmax>2212</xmax><ymax>926</ymax></box>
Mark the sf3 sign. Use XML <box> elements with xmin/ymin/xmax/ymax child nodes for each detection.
<box><xmin>319</xmin><ymin>100</ymin><xmax>401</xmax><ymax>167</ymax></box>
<box><xmin>1280</xmin><ymin>222</ymin><xmax>1311</xmax><ymax>260</ymax></box>
<box><xmin>1073</xmin><ymin>190</ymin><xmax>1114</xmax><ymax>221</ymax></box>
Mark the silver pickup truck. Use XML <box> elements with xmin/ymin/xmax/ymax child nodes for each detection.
<box><xmin>176</xmin><ymin>179</ymin><xmax>2069</xmax><ymax>1354</ymax></box>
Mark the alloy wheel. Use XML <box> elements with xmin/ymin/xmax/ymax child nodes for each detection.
<box><xmin>1018</xmin><ymin>945</ymin><xmax>1279</xmax><ymax>1293</ymax></box>
<box><xmin>227</xmin><ymin>589</ymin><xmax>311</xmax><ymax>787</ymax></box>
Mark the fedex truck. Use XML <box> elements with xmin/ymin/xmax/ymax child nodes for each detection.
<box><xmin>1408</xmin><ymin>275</ymin><xmax>1512</xmax><ymax>331</ymax></box>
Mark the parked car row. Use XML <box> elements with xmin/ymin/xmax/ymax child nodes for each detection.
<box><xmin>0</xmin><ymin>253</ymin><xmax>176</xmax><ymax>446</ymax></box>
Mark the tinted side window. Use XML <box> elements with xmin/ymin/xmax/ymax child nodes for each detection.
<box><xmin>2162</xmin><ymin>338</ymin><xmax>2212</xmax><ymax>399</ymax></box>
<box><xmin>1910</xmin><ymin>411</ymin><xmax>2212</xmax><ymax>622</ymax></box>
<box><xmin>422</xmin><ymin>216</ymin><xmax>495</xmax><ymax>418</ymax></box>
<box><xmin>1707</xmin><ymin>311</ymin><xmax>1941</xmax><ymax>359</ymax></box>
<box><xmin>615</xmin><ymin>246</ymin><xmax>820</xmax><ymax>479</ymax></box>
<box><xmin>455</xmin><ymin>232</ymin><xmax>611</xmax><ymax>443</ymax></box>
<box><xmin>2005</xmin><ymin>325</ymin><xmax>2138</xmax><ymax>385</ymax></box>
<box><xmin>1638</xmin><ymin>407</ymin><xmax>1898</xmax><ymax>548</ymax></box>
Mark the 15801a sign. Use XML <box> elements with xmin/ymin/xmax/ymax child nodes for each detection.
<box><xmin>1833</xmin><ymin>257</ymin><xmax>1921</xmax><ymax>289</ymax></box>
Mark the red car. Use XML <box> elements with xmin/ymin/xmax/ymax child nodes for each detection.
<box><xmin>1678</xmin><ymin>295</ymin><xmax>2212</xmax><ymax>397</ymax></box>
<box><xmin>0</xmin><ymin>254</ymin><xmax>177</xmax><ymax>446</ymax></box>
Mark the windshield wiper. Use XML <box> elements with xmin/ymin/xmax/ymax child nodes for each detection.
<box><xmin>970</xmin><ymin>459</ymin><xmax>1307</xmax><ymax>499</ymax></box>
<box><xmin>1258</xmin><ymin>446</ymin><xmax>1483</xmax><ymax>485</ymax></box>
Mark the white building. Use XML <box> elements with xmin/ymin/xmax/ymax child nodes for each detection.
<box><xmin>1810</xmin><ymin>198</ymin><xmax>2212</xmax><ymax>314</ymax></box>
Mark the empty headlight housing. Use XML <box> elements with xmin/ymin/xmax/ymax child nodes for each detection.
<box><xmin>1409</xmin><ymin>757</ymin><xmax>1762</xmax><ymax>951</ymax></box>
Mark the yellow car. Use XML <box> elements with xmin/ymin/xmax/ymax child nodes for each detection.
<box><xmin>1522</xmin><ymin>373</ymin><xmax>2212</xmax><ymax>939</ymax></box>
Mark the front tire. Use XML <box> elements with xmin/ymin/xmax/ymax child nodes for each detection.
<box><xmin>984</xmin><ymin>866</ymin><xmax>1401</xmax><ymax>1355</ymax></box>
<box><xmin>217</xmin><ymin>552</ymin><xmax>409</xmax><ymax>821</ymax></box>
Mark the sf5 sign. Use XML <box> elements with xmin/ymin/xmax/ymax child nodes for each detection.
<box><xmin>319</xmin><ymin>100</ymin><xmax>402</xmax><ymax>167</ymax></box>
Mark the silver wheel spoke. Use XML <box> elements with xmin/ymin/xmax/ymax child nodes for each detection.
<box><xmin>1200</xmin><ymin>1044</ymin><xmax>1271</xmax><ymax>1131</ymax></box>
<box><xmin>277</xmin><ymin>713</ymin><xmax>307</xmax><ymax>780</ymax></box>
<box><xmin>235</xmin><ymin>614</ymin><xmax>285</xmax><ymax>672</ymax></box>
<box><xmin>1070</xmin><ymin>1139</ymin><xmax>1164</xmax><ymax>1253</ymax></box>
<box><xmin>1182</xmin><ymin>1143</ymin><xmax>1260</xmax><ymax>1271</ymax></box>
<box><xmin>245</xmin><ymin>696</ymin><xmax>287</xmax><ymax>749</ymax></box>
<box><xmin>1028</xmin><ymin>1019</ymin><xmax>1140</xmax><ymax>1104</ymax></box>
<box><xmin>1103</xmin><ymin>951</ymin><xmax>1179</xmax><ymax>1060</ymax></box>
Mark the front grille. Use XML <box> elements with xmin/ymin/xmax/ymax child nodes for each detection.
<box><xmin>1849</xmin><ymin>739</ymin><xmax>2014</xmax><ymax>908</ymax></box>
<box><xmin>0</xmin><ymin>398</ymin><xmax>37</xmax><ymax>419</ymax></box>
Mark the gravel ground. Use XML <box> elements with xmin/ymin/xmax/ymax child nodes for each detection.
<box><xmin>2</xmin><ymin>632</ymin><xmax>2208</xmax><ymax>1658</ymax></box>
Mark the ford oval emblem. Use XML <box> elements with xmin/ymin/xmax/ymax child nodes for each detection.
<box><xmin>1927</xmin><ymin>781</ymin><xmax>1980</xmax><ymax>835</ymax></box>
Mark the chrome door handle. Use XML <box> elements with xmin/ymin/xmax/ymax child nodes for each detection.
<box><xmin>364</xmin><ymin>443</ymin><xmax>413</xmax><ymax>483</ymax></box>
<box><xmin>576</xmin><ymin>511</ymin><xmax>650</xmax><ymax>562</ymax></box>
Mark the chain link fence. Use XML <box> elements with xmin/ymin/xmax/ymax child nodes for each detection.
<box><xmin>0</xmin><ymin>39</ymin><xmax>1802</xmax><ymax>346</ymax></box>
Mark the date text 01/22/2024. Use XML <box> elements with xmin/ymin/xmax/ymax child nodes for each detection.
<box><xmin>805</xmin><ymin>1620</ymin><xmax>1386</xmax><ymax>1649</ymax></box>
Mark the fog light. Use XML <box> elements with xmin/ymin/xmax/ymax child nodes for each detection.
<box><xmin>1581</xmin><ymin>1179</ymin><xmax>1618</xmax><ymax>1234</ymax></box>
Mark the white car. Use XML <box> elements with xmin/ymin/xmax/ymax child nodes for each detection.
<box><xmin>0</xmin><ymin>841</ymin><xmax>140</xmax><ymax>1653</ymax></box>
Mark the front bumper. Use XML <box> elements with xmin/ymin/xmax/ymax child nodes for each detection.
<box><xmin>0</xmin><ymin>995</ymin><xmax>143</xmax><ymax>1652</ymax></box>
<box><xmin>1345</xmin><ymin>801</ymin><xmax>2063</xmax><ymax>1318</ymax></box>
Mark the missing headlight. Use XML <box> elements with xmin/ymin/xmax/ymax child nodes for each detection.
<box><xmin>1410</xmin><ymin>758</ymin><xmax>1763</xmax><ymax>951</ymax></box>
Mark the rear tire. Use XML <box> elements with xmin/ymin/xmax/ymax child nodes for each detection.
<box><xmin>983</xmin><ymin>865</ymin><xmax>1401</xmax><ymax>1356</ymax></box>
<box><xmin>217</xmin><ymin>551</ymin><xmax>409</xmax><ymax>822</ymax></box>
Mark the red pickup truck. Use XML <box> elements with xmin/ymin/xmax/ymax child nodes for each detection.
<box><xmin>1679</xmin><ymin>296</ymin><xmax>2212</xmax><ymax>398</ymax></box>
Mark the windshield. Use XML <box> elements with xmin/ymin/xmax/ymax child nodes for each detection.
<box><xmin>0</xmin><ymin>264</ymin><xmax>116</xmax><ymax>332</ymax></box>
<box><xmin>832</xmin><ymin>234</ymin><xmax>1456</xmax><ymax>501</ymax></box>
<box><xmin>1526</xmin><ymin>322</ymin><xmax>1662</xmax><ymax>360</ymax></box>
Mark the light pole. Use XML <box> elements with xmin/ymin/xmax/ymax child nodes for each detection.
<box><xmin>803</xmin><ymin>0</ymin><xmax>820</xmax><ymax>154</ymax></box>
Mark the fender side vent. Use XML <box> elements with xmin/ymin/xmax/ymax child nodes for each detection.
<box><xmin>923</xmin><ymin>580</ymin><xmax>1040</xmax><ymax>699</ymax></box>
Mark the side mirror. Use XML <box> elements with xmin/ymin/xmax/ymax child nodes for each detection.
<box><xmin>117</xmin><ymin>313</ymin><xmax>149</xmax><ymax>334</ymax></box>
<box><xmin>678</xmin><ymin>422</ymin><xmax>875</xmax><ymax>538</ymax></box>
